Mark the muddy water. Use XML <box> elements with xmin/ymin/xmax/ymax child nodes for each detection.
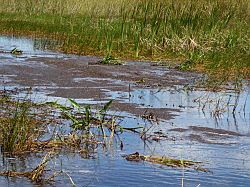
<box><xmin>0</xmin><ymin>36</ymin><xmax>250</xmax><ymax>187</ymax></box>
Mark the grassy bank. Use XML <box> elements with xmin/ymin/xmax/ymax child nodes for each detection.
<box><xmin>0</xmin><ymin>0</ymin><xmax>249</xmax><ymax>80</ymax></box>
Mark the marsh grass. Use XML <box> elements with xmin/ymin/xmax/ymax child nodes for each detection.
<box><xmin>0</xmin><ymin>93</ymin><xmax>44</xmax><ymax>154</ymax></box>
<box><xmin>0</xmin><ymin>0</ymin><xmax>249</xmax><ymax>80</ymax></box>
<box><xmin>48</xmin><ymin>98</ymin><xmax>115</xmax><ymax>131</ymax></box>
<box><xmin>47</xmin><ymin>98</ymin><xmax>145</xmax><ymax>149</ymax></box>
<box><xmin>0</xmin><ymin>90</ymin><xmax>85</xmax><ymax>155</ymax></box>
<box><xmin>0</xmin><ymin>90</ymin><xmax>130</xmax><ymax>157</ymax></box>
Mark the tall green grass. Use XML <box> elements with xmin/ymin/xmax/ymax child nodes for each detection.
<box><xmin>0</xmin><ymin>0</ymin><xmax>249</xmax><ymax>79</ymax></box>
<box><xmin>0</xmin><ymin>94</ymin><xmax>39</xmax><ymax>154</ymax></box>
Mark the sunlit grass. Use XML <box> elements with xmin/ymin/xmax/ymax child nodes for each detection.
<box><xmin>0</xmin><ymin>0</ymin><xmax>249</xmax><ymax>80</ymax></box>
<box><xmin>0</xmin><ymin>93</ymin><xmax>43</xmax><ymax>154</ymax></box>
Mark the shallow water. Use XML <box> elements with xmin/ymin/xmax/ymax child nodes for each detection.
<box><xmin>0</xmin><ymin>36</ymin><xmax>250</xmax><ymax>187</ymax></box>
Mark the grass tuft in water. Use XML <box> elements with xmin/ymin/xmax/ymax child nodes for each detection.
<box><xmin>0</xmin><ymin>92</ymin><xmax>44</xmax><ymax>154</ymax></box>
<box><xmin>98</xmin><ymin>55</ymin><xmax>124</xmax><ymax>65</ymax></box>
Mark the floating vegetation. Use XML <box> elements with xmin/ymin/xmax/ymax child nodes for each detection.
<box><xmin>0</xmin><ymin>152</ymin><xmax>77</xmax><ymax>185</ymax></box>
<box><xmin>144</xmin><ymin>131</ymin><xmax>170</xmax><ymax>142</ymax></box>
<box><xmin>10</xmin><ymin>47</ymin><xmax>23</xmax><ymax>55</ymax></box>
<box><xmin>0</xmin><ymin>152</ymin><xmax>52</xmax><ymax>183</ymax></box>
<box><xmin>135</xmin><ymin>78</ymin><xmax>146</xmax><ymax>84</ymax></box>
<box><xmin>124</xmin><ymin>152</ymin><xmax>209</xmax><ymax>172</ymax></box>
<box><xmin>0</xmin><ymin>47</ymin><xmax>23</xmax><ymax>55</ymax></box>
<box><xmin>98</xmin><ymin>55</ymin><xmax>125</xmax><ymax>65</ymax></box>
<box><xmin>141</xmin><ymin>111</ymin><xmax>159</xmax><ymax>123</ymax></box>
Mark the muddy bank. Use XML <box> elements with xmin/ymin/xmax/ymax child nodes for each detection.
<box><xmin>0</xmin><ymin>54</ymin><xmax>200</xmax><ymax>120</ymax></box>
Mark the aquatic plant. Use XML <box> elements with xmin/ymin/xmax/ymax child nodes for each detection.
<box><xmin>10</xmin><ymin>47</ymin><xmax>23</xmax><ymax>55</ymax></box>
<box><xmin>98</xmin><ymin>55</ymin><xmax>124</xmax><ymax>65</ymax></box>
<box><xmin>0</xmin><ymin>90</ymin><xmax>73</xmax><ymax>155</ymax></box>
<box><xmin>0</xmin><ymin>89</ymin><xmax>138</xmax><ymax>156</ymax></box>
<box><xmin>48</xmin><ymin>98</ymin><xmax>114</xmax><ymax>131</ymax></box>
<box><xmin>124</xmin><ymin>152</ymin><xmax>209</xmax><ymax>172</ymax></box>
<box><xmin>0</xmin><ymin>93</ymin><xmax>43</xmax><ymax>154</ymax></box>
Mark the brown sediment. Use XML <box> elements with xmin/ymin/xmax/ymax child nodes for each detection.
<box><xmin>168</xmin><ymin>126</ymin><xmax>243</xmax><ymax>145</ymax></box>
<box><xmin>111</xmin><ymin>102</ymin><xmax>180</xmax><ymax>121</ymax></box>
<box><xmin>169</xmin><ymin>126</ymin><xmax>243</xmax><ymax>137</ymax></box>
<box><xmin>0</xmin><ymin>54</ymin><xmax>200</xmax><ymax>120</ymax></box>
<box><xmin>189</xmin><ymin>126</ymin><xmax>243</xmax><ymax>136</ymax></box>
<box><xmin>169</xmin><ymin>128</ymin><xmax>189</xmax><ymax>132</ymax></box>
<box><xmin>187</xmin><ymin>134</ymin><xmax>238</xmax><ymax>145</ymax></box>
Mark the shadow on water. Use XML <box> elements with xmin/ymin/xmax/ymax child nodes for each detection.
<box><xmin>0</xmin><ymin>36</ymin><xmax>250</xmax><ymax>187</ymax></box>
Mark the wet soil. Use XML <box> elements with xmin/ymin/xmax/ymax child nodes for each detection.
<box><xmin>169</xmin><ymin>125</ymin><xmax>246</xmax><ymax>145</ymax></box>
<box><xmin>0</xmin><ymin>55</ymin><xmax>199</xmax><ymax>120</ymax></box>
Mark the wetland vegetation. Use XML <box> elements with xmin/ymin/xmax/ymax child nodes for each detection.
<box><xmin>0</xmin><ymin>88</ymin><xmax>211</xmax><ymax>185</ymax></box>
<box><xmin>0</xmin><ymin>0</ymin><xmax>249</xmax><ymax>81</ymax></box>
<box><xmin>0</xmin><ymin>36</ymin><xmax>249</xmax><ymax>185</ymax></box>
<box><xmin>0</xmin><ymin>1</ymin><xmax>250</xmax><ymax>186</ymax></box>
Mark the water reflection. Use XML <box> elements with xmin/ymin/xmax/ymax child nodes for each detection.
<box><xmin>107</xmin><ymin>85</ymin><xmax>250</xmax><ymax>133</ymax></box>
<box><xmin>1</xmin><ymin>83</ymin><xmax>249</xmax><ymax>186</ymax></box>
<box><xmin>0</xmin><ymin>35</ymin><xmax>66</xmax><ymax>61</ymax></box>
<box><xmin>0</xmin><ymin>35</ymin><xmax>61</xmax><ymax>53</ymax></box>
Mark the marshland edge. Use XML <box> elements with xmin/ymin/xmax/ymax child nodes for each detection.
<box><xmin>0</xmin><ymin>0</ymin><xmax>249</xmax><ymax>81</ymax></box>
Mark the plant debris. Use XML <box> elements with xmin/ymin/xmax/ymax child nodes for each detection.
<box><xmin>0</xmin><ymin>152</ymin><xmax>53</xmax><ymax>183</ymax></box>
<box><xmin>124</xmin><ymin>152</ymin><xmax>209</xmax><ymax>172</ymax></box>
<box><xmin>10</xmin><ymin>47</ymin><xmax>23</xmax><ymax>55</ymax></box>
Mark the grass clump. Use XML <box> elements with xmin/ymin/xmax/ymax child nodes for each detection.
<box><xmin>0</xmin><ymin>0</ymin><xmax>249</xmax><ymax>81</ymax></box>
<box><xmin>0</xmin><ymin>90</ymin><xmax>124</xmax><ymax>156</ymax></box>
<box><xmin>98</xmin><ymin>55</ymin><xmax>125</xmax><ymax>65</ymax></box>
<box><xmin>0</xmin><ymin>92</ymin><xmax>45</xmax><ymax>154</ymax></box>
<box><xmin>48</xmin><ymin>98</ymin><xmax>114</xmax><ymax>131</ymax></box>
<box><xmin>0</xmin><ymin>90</ymin><xmax>107</xmax><ymax>156</ymax></box>
<box><xmin>48</xmin><ymin>98</ymin><xmax>125</xmax><ymax>146</ymax></box>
